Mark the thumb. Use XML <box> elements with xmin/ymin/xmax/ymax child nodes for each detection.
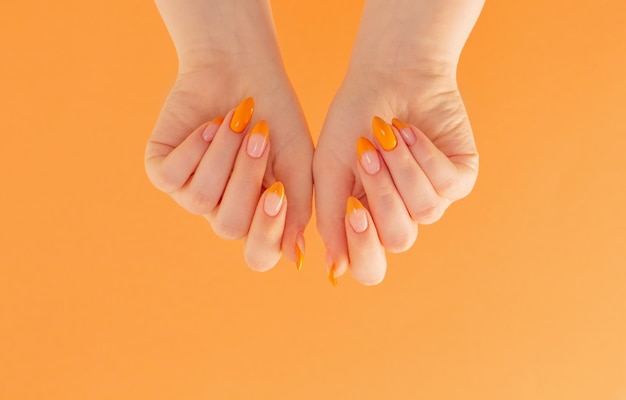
<box><xmin>313</xmin><ymin>153</ymin><xmax>353</xmax><ymax>280</ymax></box>
<box><xmin>274</xmin><ymin>141</ymin><xmax>314</xmax><ymax>270</ymax></box>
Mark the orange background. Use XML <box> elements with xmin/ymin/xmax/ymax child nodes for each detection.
<box><xmin>1</xmin><ymin>1</ymin><xmax>625</xmax><ymax>399</ymax></box>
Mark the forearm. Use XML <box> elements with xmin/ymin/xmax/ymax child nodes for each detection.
<box><xmin>350</xmin><ymin>0</ymin><xmax>485</xmax><ymax>75</ymax></box>
<box><xmin>154</xmin><ymin>0</ymin><xmax>282</xmax><ymax>72</ymax></box>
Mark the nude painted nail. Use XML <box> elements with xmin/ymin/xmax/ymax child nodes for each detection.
<box><xmin>246</xmin><ymin>120</ymin><xmax>269</xmax><ymax>158</ymax></box>
<box><xmin>356</xmin><ymin>137</ymin><xmax>381</xmax><ymax>175</ymax></box>
<box><xmin>392</xmin><ymin>117</ymin><xmax>416</xmax><ymax>146</ymax></box>
<box><xmin>295</xmin><ymin>231</ymin><xmax>305</xmax><ymax>271</ymax></box>
<box><xmin>346</xmin><ymin>196</ymin><xmax>368</xmax><ymax>233</ymax></box>
<box><xmin>201</xmin><ymin>116</ymin><xmax>225</xmax><ymax>142</ymax></box>
<box><xmin>372</xmin><ymin>116</ymin><xmax>397</xmax><ymax>151</ymax></box>
<box><xmin>230</xmin><ymin>97</ymin><xmax>254</xmax><ymax>133</ymax></box>
<box><xmin>263</xmin><ymin>181</ymin><xmax>285</xmax><ymax>217</ymax></box>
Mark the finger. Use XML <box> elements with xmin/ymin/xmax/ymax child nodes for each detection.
<box><xmin>392</xmin><ymin>118</ymin><xmax>478</xmax><ymax>201</ymax></box>
<box><xmin>244</xmin><ymin>182</ymin><xmax>287</xmax><ymax>272</ymax></box>
<box><xmin>372</xmin><ymin>117</ymin><xmax>448</xmax><ymax>225</ymax></box>
<box><xmin>274</xmin><ymin>137</ymin><xmax>313</xmax><ymax>271</ymax></box>
<box><xmin>345</xmin><ymin>196</ymin><xmax>386</xmax><ymax>286</ymax></box>
<box><xmin>313</xmin><ymin>156</ymin><xmax>352</xmax><ymax>279</ymax></box>
<box><xmin>207</xmin><ymin>121</ymin><xmax>270</xmax><ymax>240</ymax></box>
<box><xmin>173</xmin><ymin>97</ymin><xmax>255</xmax><ymax>215</ymax></box>
<box><xmin>356</xmin><ymin>135</ymin><xmax>418</xmax><ymax>252</ymax></box>
<box><xmin>145</xmin><ymin>117</ymin><xmax>223</xmax><ymax>193</ymax></box>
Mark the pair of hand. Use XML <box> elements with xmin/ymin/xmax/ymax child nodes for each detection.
<box><xmin>144</xmin><ymin>59</ymin><xmax>478</xmax><ymax>285</ymax></box>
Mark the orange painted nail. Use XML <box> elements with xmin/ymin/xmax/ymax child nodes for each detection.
<box><xmin>230</xmin><ymin>97</ymin><xmax>254</xmax><ymax>133</ymax></box>
<box><xmin>202</xmin><ymin>116</ymin><xmax>225</xmax><ymax>142</ymax></box>
<box><xmin>372</xmin><ymin>116</ymin><xmax>397</xmax><ymax>151</ymax></box>
<box><xmin>328</xmin><ymin>264</ymin><xmax>338</xmax><ymax>287</ymax></box>
<box><xmin>391</xmin><ymin>117</ymin><xmax>408</xmax><ymax>130</ymax></box>
<box><xmin>346</xmin><ymin>196</ymin><xmax>368</xmax><ymax>233</ymax></box>
<box><xmin>295</xmin><ymin>244</ymin><xmax>304</xmax><ymax>271</ymax></box>
<box><xmin>246</xmin><ymin>120</ymin><xmax>269</xmax><ymax>158</ymax></box>
<box><xmin>263</xmin><ymin>181</ymin><xmax>285</xmax><ymax>217</ymax></box>
<box><xmin>356</xmin><ymin>137</ymin><xmax>380</xmax><ymax>175</ymax></box>
<box><xmin>392</xmin><ymin>117</ymin><xmax>416</xmax><ymax>146</ymax></box>
<box><xmin>211</xmin><ymin>116</ymin><xmax>225</xmax><ymax>125</ymax></box>
<box><xmin>295</xmin><ymin>232</ymin><xmax>305</xmax><ymax>271</ymax></box>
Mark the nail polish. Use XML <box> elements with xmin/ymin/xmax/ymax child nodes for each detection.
<box><xmin>263</xmin><ymin>181</ymin><xmax>285</xmax><ymax>217</ymax></box>
<box><xmin>201</xmin><ymin>116</ymin><xmax>225</xmax><ymax>142</ymax></box>
<box><xmin>328</xmin><ymin>264</ymin><xmax>338</xmax><ymax>287</ymax></box>
<box><xmin>346</xmin><ymin>196</ymin><xmax>368</xmax><ymax>233</ymax></box>
<box><xmin>372</xmin><ymin>116</ymin><xmax>397</xmax><ymax>151</ymax></box>
<box><xmin>392</xmin><ymin>117</ymin><xmax>416</xmax><ymax>146</ymax></box>
<box><xmin>356</xmin><ymin>137</ymin><xmax>381</xmax><ymax>175</ymax></box>
<box><xmin>230</xmin><ymin>97</ymin><xmax>255</xmax><ymax>133</ymax></box>
<box><xmin>295</xmin><ymin>231</ymin><xmax>305</xmax><ymax>271</ymax></box>
<box><xmin>246</xmin><ymin>120</ymin><xmax>269</xmax><ymax>158</ymax></box>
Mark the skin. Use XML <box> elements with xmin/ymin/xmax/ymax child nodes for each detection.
<box><xmin>145</xmin><ymin>0</ymin><xmax>484</xmax><ymax>283</ymax></box>
<box><xmin>145</xmin><ymin>0</ymin><xmax>313</xmax><ymax>270</ymax></box>
<box><xmin>314</xmin><ymin>0</ymin><xmax>485</xmax><ymax>284</ymax></box>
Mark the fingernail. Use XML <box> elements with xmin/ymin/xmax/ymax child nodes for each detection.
<box><xmin>346</xmin><ymin>196</ymin><xmax>368</xmax><ymax>233</ymax></box>
<box><xmin>392</xmin><ymin>117</ymin><xmax>416</xmax><ymax>146</ymax></box>
<box><xmin>328</xmin><ymin>264</ymin><xmax>338</xmax><ymax>287</ymax></box>
<box><xmin>263</xmin><ymin>181</ymin><xmax>285</xmax><ymax>217</ymax></box>
<box><xmin>356</xmin><ymin>137</ymin><xmax>381</xmax><ymax>175</ymax></box>
<box><xmin>295</xmin><ymin>231</ymin><xmax>305</xmax><ymax>271</ymax></box>
<box><xmin>230</xmin><ymin>97</ymin><xmax>255</xmax><ymax>133</ymax></box>
<box><xmin>326</xmin><ymin>252</ymin><xmax>338</xmax><ymax>286</ymax></box>
<box><xmin>372</xmin><ymin>116</ymin><xmax>397</xmax><ymax>151</ymax></box>
<box><xmin>246</xmin><ymin>120</ymin><xmax>269</xmax><ymax>158</ymax></box>
<box><xmin>201</xmin><ymin>116</ymin><xmax>225</xmax><ymax>142</ymax></box>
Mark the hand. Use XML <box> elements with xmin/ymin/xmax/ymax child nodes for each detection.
<box><xmin>314</xmin><ymin>0</ymin><xmax>483</xmax><ymax>286</ymax></box>
<box><xmin>144</xmin><ymin>58</ymin><xmax>312</xmax><ymax>271</ymax></box>
<box><xmin>314</xmin><ymin>68</ymin><xmax>478</xmax><ymax>286</ymax></box>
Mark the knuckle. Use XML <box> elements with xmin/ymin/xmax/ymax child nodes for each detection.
<box><xmin>354</xmin><ymin>271</ymin><xmax>385</xmax><ymax>286</ymax></box>
<box><xmin>383</xmin><ymin>231</ymin><xmax>417</xmax><ymax>254</ymax></box>
<box><xmin>436</xmin><ymin>176</ymin><xmax>460</xmax><ymax>198</ymax></box>
<box><xmin>211</xmin><ymin>218</ymin><xmax>247</xmax><ymax>241</ymax></box>
<box><xmin>411</xmin><ymin>200</ymin><xmax>445</xmax><ymax>224</ymax></box>
<box><xmin>148</xmin><ymin>167</ymin><xmax>179</xmax><ymax>194</ymax></box>
<box><xmin>244</xmin><ymin>251</ymin><xmax>278</xmax><ymax>272</ymax></box>
<box><xmin>185</xmin><ymin>191</ymin><xmax>216</xmax><ymax>215</ymax></box>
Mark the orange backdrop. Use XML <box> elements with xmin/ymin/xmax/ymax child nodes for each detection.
<box><xmin>1</xmin><ymin>1</ymin><xmax>625</xmax><ymax>399</ymax></box>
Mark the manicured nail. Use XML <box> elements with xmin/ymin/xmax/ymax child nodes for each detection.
<box><xmin>230</xmin><ymin>97</ymin><xmax>255</xmax><ymax>133</ymax></box>
<box><xmin>201</xmin><ymin>116</ymin><xmax>225</xmax><ymax>142</ymax></box>
<box><xmin>263</xmin><ymin>181</ymin><xmax>285</xmax><ymax>217</ymax></box>
<box><xmin>356</xmin><ymin>137</ymin><xmax>381</xmax><ymax>175</ymax></box>
<box><xmin>372</xmin><ymin>116</ymin><xmax>397</xmax><ymax>151</ymax></box>
<box><xmin>328</xmin><ymin>264</ymin><xmax>338</xmax><ymax>287</ymax></box>
<box><xmin>346</xmin><ymin>196</ymin><xmax>368</xmax><ymax>233</ymax></box>
<box><xmin>246</xmin><ymin>120</ymin><xmax>269</xmax><ymax>158</ymax></box>
<box><xmin>295</xmin><ymin>231</ymin><xmax>305</xmax><ymax>271</ymax></box>
<box><xmin>392</xmin><ymin>117</ymin><xmax>416</xmax><ymax>146</ymax></box>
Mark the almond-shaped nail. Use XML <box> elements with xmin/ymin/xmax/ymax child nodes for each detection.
<box><xmin>372</xmin><ymin>116</ymin><xmax>397</xmax><ymax>151</ymax></box>
<box><xmin>201</xmin><ymin>116</ymin><xmax>225</xmax><ymax>142</ymax></box>
<box><xmin>392</xmin><ymin>117</ymin><xmax>416</xmax><ymax>146</ymax></box>
<box><xmin>295</xmin><ymin>231</ymin><xmax>305</xmax><ymax>271</ymax></box>
<box><xmin>230</xmin><ymin>97</ymin><xmax>254</xmax><ymax>133</ymax></box>
<box><xmin>356</xmin><ymin>137</ymin><xmax>381</xmax><ymax>175</ymax></box>
<box><xmin>246</xmin><ymin>120</ymin><xmax>269</xmax><ymax>158</ymax></box>
<box><xmin>263</xmin><ymin>181</ymin><xmax>285</xmax><ymax>217</ymax></box>
<box><xmin>328</xmin><ymin>264</ymin><xmax>338</xmax><ymax>287</ymax></box>
<box><xmin>346</xmin><ymin>196</ymin><xmax>368</xmax><ymax>233</ymax></box>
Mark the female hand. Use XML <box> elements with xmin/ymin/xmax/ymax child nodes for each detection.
<box><xmin>314</xmin><ymin>0</ymin><xmax>483</xmax><ymax>286</ymax></box>
<box><xmin>145</xmin><ymin>1</ymin><xmax>312</xmax><ymax>270</ymax></box>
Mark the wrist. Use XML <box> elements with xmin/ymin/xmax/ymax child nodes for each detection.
<box><xmin>156</xmin><ymin>0</ymin><xmax>284</xmax><ymax>74</ymax></box>
<box><xmin>347</xmin><ymin>0</ymin><xmax>484</xmax><ymax>79</ymax></box>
